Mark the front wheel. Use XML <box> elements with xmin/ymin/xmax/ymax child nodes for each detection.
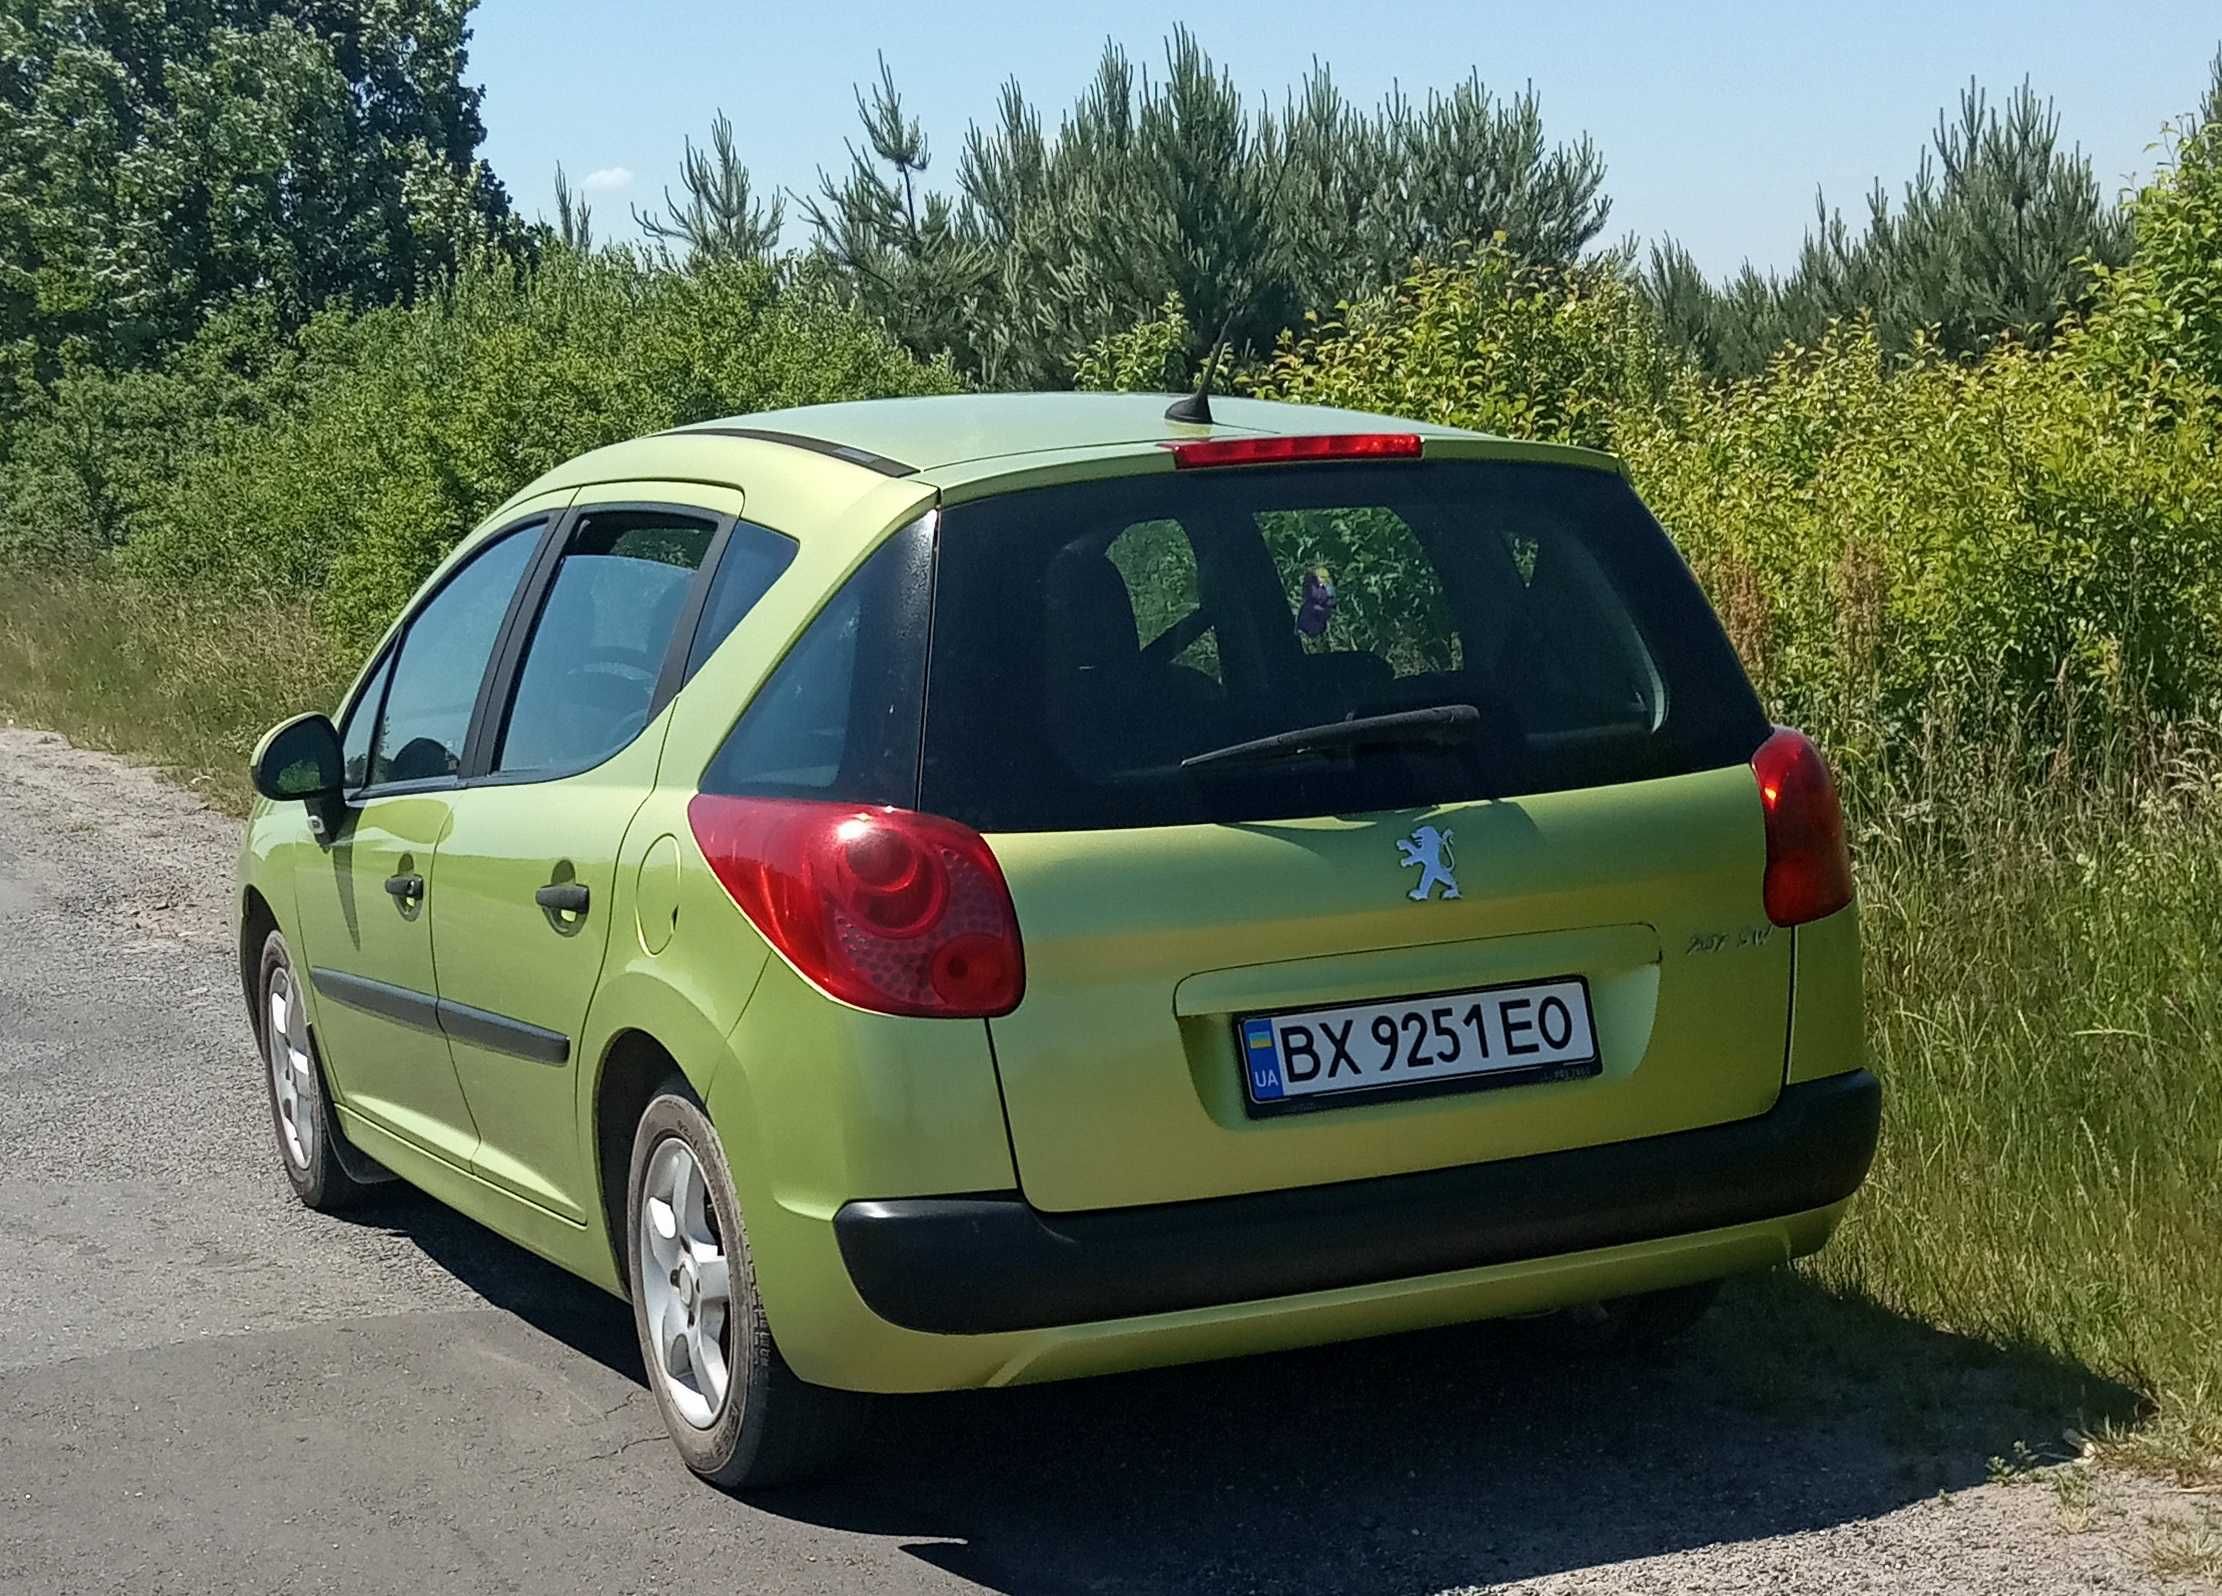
<box><xmin>624</xmin><ymin>1086</ymin><xmax>867</xmax><ymax>1489</ymax></box>
<box><xmin>257</xmin><ymin>930</ymin><xmax>373</xmax><ymax>1211</ymax></box>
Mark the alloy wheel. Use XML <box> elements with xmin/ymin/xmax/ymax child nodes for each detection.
<box><xmin>638</xmin><ymin>1136</ymin><xmax>735</xmax><ymax>1429</ymax></box>
<box><xmin>266</xmin><ymin>966</ymin><xmax>317</xmax><ymax>1171</ymax></box>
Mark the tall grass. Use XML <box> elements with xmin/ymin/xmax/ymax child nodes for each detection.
<box><xmin>1815</xmin><ymin>718</ymin><xmax>2222</xmax><ymax>1476</ymax></box>
<box><xmin>1</xmin><ymin>569</ymin><xmax>2215</xmax><ymax>1473</ymax></box>
<box><xmin>0</xmin><ymin>565</ymin><xmax>349</xmax><ymax>810</ymax></box>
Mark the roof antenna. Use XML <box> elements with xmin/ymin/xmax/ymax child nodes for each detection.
<box><xmin>1163</xmin><ymin>303</ymin><xmax>1240</xmax><ymax>426</ymax></box>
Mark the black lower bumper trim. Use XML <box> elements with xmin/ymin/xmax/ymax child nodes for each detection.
<box><xmin>834</xmin><ymin>1070</ymin><xmax>1881</xmax><ymax>1335</ymax></box>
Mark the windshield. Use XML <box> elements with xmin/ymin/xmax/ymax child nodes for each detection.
<box><xmin>917</xmin><ymin>459</ymin><xmax>1768</xmax><ymax>832</ymax></box>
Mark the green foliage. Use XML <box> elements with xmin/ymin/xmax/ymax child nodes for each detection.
<box><xmin>1246</xmin><ymin>244</ymin><xmax>1681</xmax><ymax>452</ymax></box>
<box><xmin>1649</xmin><ymin>80</ymin><xmax>2130</xmax><ymax>375</ymax></box>
<box><xmin>0</xmin><ymin>1</ymin><xmax>519</xmax><ymax>382</ymax></box>
<box><xmin>1078</xmin><ymin>239</ymin><xmax>2222</xmax><ymax>774</ymax></box>
<box><xmin>634</xmin><ymin>110</ymin><xmax>784</xmax><ymax>267</ymax></box>
<box><xmin>113</xmin><ymin>251</ymin><xmax>952</xmax><ymax>647</ymax></box>
<box><xmin>1619</xmin><ymin>324</ymin><xmax>2222</xmax><ymax>765</ymax></box>
<box><xmin>0</xmin><ymin>299</ymin><xmax>313</xmax><ymax>561</ymax></box>
<box><xmin>808</xmin><ymin>31</ymin><xmax>1609</xmax><ymax>388</ymax></box>
<box><xmin>2078</xmin><ymin>52</ymin><xmax>2222</xmax><ymax>398</ymax></box>
<box><xmin>1073</xmin><ymin>293</ymin><xmax>1211</xmax><ymax>394</ymax></box>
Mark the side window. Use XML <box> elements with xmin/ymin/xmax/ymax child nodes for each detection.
<box><xmin>1487</xmin><ymin>525</ymin><xmax>1665</xmax><ymax>734</ymax></box>
<box><xmin>337</xmin><ymin>650</ymin><xmax>394</xmax><ymax>790</ymax></box>
<box><xmin>1104</xmin><ymin>518</ymin><xmax>1219</xmax><ymax>681</ymax></box>
<box><xmin>700</xmin><ymin>518</ymin><xmax>931</xmax><ymax>806</ymax></box>
<box><xmin>495</xmin><ymin>510</ymin><xmax>719</xmax><ymax>775</ymax></box>
<box><xmin>370</xmin><ymin>527</ymin><xmax>540</xmax><ymax>787</ymax></box>
<box><xmin>683</xmin><ymin>522</ymin><xmax>799</xmax><ymax>682</ymax></box>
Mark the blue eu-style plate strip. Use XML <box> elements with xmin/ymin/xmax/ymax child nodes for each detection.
<box><xmin>1242</xmin><ymin>1018</ymin><xmax>1284</xmax><ymax>1100</ymax></box>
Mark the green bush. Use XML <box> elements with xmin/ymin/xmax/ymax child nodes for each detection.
<box><xmin>1246</xmin><ymin>244</ymin><xmax>1679</xmax><ymax>452</ymax></box>
<box><xmin>1074</xmin><ymin>240</ymin><xmax>2222</xmax><ymax>772</ymax></box>
<box><xmin>1619</xmin><ymin>325</ymin><xmax>2222</xmax><ymax>767</ymax></box>
<box><xmin>0</xmin><ymin>299</ymin><xmax>315</xmax><ymax>562</ymax></box>
<box><xmin>2078</xmin><ymin>64</ymin><xmax>2222</xmax><ymax>399</ymax></box>
<box><xmin>115</xmin><ymin>249</ymin><xmax>955</xmax><ymax>648</ymax></box>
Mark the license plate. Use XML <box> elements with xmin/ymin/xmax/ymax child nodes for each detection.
<box><xmin>1238</xmin><ymin>976</ymin><xmax>1600</xmax><ymax>1113</ymax></box>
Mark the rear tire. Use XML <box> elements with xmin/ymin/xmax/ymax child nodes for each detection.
<box><xmin>1604</xmin><ymin>1277</ymin><xmax>1723</xmax><ymax>1348</ymax></box>
<box><xmin>256</xmin><ymin>931</ymin><xmax>373</xmax><ymax>1212</ymax></box>
<box><xmin>1552</xmin><ymin>1278</ymin><xmax>1724</xmax><ymax>1354</ymax></box>
<box><xmin>624</xmin><ymin>1084</ymin><xmax>867</xmax><ymax>1490</ymax></box>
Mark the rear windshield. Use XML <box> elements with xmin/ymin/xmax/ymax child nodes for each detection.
<box><xmin>917</xmin><ymin>459</ymin><xmax>1767</xmax><ymax>833</ymax></box>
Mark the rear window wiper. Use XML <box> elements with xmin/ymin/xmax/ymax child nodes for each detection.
<box><xmin>1180</xmin><ymin>704</ymin><xmax>1482</xmax><ymax>773</ymax></box>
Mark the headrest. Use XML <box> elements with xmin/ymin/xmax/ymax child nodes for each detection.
<box><xmin>1044</xmin><ymin>546</ymin><xmax>1140</xmax><ymax>674</ymax></box>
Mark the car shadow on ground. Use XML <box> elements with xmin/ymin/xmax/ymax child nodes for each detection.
<box><xmin>359</xmin><ymin>1186</ymin><xmax>2142</xmax><ymax>1595</ymax></box>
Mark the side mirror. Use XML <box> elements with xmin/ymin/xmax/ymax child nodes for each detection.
<box><xmin>251</xmin><ymin>713</ymin><xmax>345</xmax><ymax>802</ymax></box>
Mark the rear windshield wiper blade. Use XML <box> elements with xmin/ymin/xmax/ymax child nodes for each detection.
<box><xmin>1180</xmin><ymin>704</ymin><xmax>1482</xmax><ymax>773</ymax></box>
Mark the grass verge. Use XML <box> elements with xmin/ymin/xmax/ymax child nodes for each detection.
<box><xmin>0</xmin><ymin>564</ymin><xmax>348</xmax><ymax>812</ymax></box>
<box><xmin>1813</xmin><ymin>725</ymin><xmax>2222</xmax><ymax>1484</ymax></box>
<box><xmin>2</xmin><ymin>567</ymin><xmax>2216</xmax><ymax>1480</ymax></box>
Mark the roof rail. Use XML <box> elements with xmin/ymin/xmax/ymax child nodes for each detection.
<box><xmin>667</xmin><ymin>426</ymin><xmax>917</xmax><ymax>479</ymax></box>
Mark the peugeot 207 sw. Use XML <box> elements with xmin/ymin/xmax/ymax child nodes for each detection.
<box><xmin>240</xmin><ymin>393</ymin><xmax>1880</xmax><ymax>1487</ymax></box>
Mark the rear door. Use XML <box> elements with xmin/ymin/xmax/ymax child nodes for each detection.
<box><xmin>923</xmin><ymin>455</ymin><xmax>1790</xmax><ymax>1213</ymax></box>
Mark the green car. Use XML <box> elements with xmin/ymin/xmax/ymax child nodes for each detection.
<box><xmin>240</xmin><ymin>393</ymin><xmax>1878</xmax><ymax>1487</ymax></box>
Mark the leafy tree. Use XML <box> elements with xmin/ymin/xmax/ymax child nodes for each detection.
<box><xmin>634</xmin><ymin>109</ymin><xmax>784</xmax><ymax>266</ymax></box>
<box><xmin>1649</xmin><ymin>79</ymin><xmax>2129</xmax><ymax>373</ymax></box>
<box><xmin>0</xmin><ymin>0</ymin><xmax>519</xmax><ymax>386</ymax></box>
<box><xmin>2079</xmin><ymin>49</ymin><xmax>2222</xmax><ymax>397</ymax></box>
<box><xmin>0</xmin><ymin>298</ymin><xmax>327</xmax><ymax>561</ymax></box>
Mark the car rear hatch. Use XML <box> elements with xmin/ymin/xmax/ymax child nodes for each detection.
<box><xmin>921</xmin><ymin>446</ymin><xmax>1790</xmax><ymax>1214</ymax></box>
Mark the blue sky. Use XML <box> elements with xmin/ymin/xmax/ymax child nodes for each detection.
<box><xmin>470</xmin><ymin>1</ymin><xmax>2219</xmax><ymax>278</ymax></box>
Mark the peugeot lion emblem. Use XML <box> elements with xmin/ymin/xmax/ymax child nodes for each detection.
<box><xmin>1398</xmin><ymin>825</ymin><xmax>1460</xmax><ymax>902</ymax></box>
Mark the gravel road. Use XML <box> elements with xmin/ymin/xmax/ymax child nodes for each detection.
<box><xmin>0</xmin><ymin>722</ymin><xmax>2208</xmax><ymax>1596</ymax></box>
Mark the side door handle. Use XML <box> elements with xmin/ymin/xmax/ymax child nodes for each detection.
<box><xmin>384</xmin><ymin>872</ymin><xmax>425</xmax><ymax>900</ymax></box>
<box><xmin>535</xmin><ymin>882</ymin><xmax>590</xmax><ymax>915</ymax></box>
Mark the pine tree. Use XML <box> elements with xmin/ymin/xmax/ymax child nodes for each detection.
<box><xmin>634</xmin><ymin>110</ymin><xmax>784</xmax><ymax>266</ymax></box>
<box><xmin>803</xmin><ymin>31</ymin><xmax>1611</xmax><ymax>388</ymax></box>
<box><xmin>797</xmin><ymin>55</ymin><xmax>989</xmax><ymax>368</ymax></box>
<box><xmin>552</xmin><ymin>165</ymin><xmax>594</xmax><ymax>253</ymax></box>
<box><xmin>1648</xmin><ymin>78</ymin><xmax>2129</xmax><ymax>374</ymax></box>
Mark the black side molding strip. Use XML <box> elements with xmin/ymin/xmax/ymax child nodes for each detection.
<box><xmin>435</xmin><ymin>996</ymin><xmax>571</xmax><ymax>1066</ymax></box>
<box><xmin>671</xmin><ymin>426</ymin><xmax>917</xmax><ymax>478</ymax></box>
<box><xmin>310</xmin><ymin>968</ymin><xmax>441</xmax><ymax>1035</ymax></box>
<box><xmin>835</xmin><ymin>1070</ymin><xmax>1882</xmax><ymax>1335</ymax></box>
<box><xmin>308</xmin><ymin>970</ymin><xmax>570</xmax><ymax>1066</ymax></box>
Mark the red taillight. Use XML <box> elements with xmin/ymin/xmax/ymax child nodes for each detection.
<box><xmin>686</xmin><ymin>796</ymin><xmax>1025</xmax><ymax>1018</ymax></box>
<box><xmin>1162</xmin><ymin>433</ymin><xmax>1423</xmax><ymax>469</ymax></box>
<box><xmin>1751</xmin><ymin>727</ymin><xmax>1854</xmax><ymax>927</ymax></box>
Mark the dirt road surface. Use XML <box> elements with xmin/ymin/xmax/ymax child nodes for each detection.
<box><xmin>0</xmin><ymin>724</ymin><xmax>2206</xmax><ymax>1595</ymax></box>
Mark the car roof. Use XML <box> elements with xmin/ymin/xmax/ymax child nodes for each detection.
<box><xmin>672</xmin><ymin>392</ymin><xmax>1492</xmax><ymax>474</ymax></box>
<box><xmin>491</xmin><ymin>392</ymin><xmax>1623</xmax><ymax>540</ymax></box>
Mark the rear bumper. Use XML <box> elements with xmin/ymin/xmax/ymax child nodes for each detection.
<box><xmin>834</xmin><ymin>1069</ymin><xmax>1880</xmax><ymax>1336</ymax></box>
